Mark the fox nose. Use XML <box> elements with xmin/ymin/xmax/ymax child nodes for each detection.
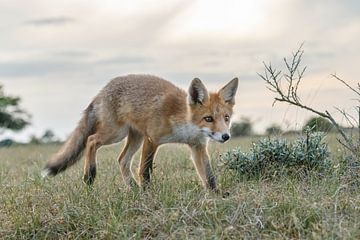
<box><xmin>222</xmin><ymin>133</ymin><xmax>230</xmax><ymax>142</ymax></box>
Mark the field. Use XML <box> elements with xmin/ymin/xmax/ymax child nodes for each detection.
<box><xmin>0</xmin><ymin>134</ymin><xmax>359</xmax><ymax>239</ymax></box>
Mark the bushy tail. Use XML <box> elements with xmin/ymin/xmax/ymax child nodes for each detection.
<box><xmin>41</xmin><ymin>102</ymin><xmax>97</xmax><ymax>177</ymax></box>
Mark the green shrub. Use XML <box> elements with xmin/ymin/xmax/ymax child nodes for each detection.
<box><xmin>231</xmin><ymin>118</ymin><xmax>253</xmax><ymax>137</ymax></box>
<box><xmin>303</xmin><ymin>116</ymin><xmax>333</xmax><ymax>132</ymax></box>
<box><xmin>220</xmin><ymin>129</ymin><xmax>331</xmax><ymax>179</ymax></box>
<box><xmin>265</xmin><ymin>124</ymin><xmax>283</xmax><ymax>135</ymax></box>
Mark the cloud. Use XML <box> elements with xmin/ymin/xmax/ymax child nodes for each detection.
<box><xmin>25</xmin><ymin>16</ymin><xmax>75</xmax><ymax>26</ymax></box>
<box><xmin>0</xmin><ymin>59</ymin><xmax>84</xmax><ymax>77</ymax></box>
<box><xmin>96</xmin><ymin>56</ymin><xmax>150</xmax><ymax>65</ymax></box>
<box><xmin>1</xmin><ymin>0</ymin><xmax>359</xmax><ymax>141</ymax></box>
<box><xmin>55</xmin><ymin>50</ymin><xmax>92</xmax><ymax>58</ymax></box>
<box><xmin>0</xmin><ymin>53</ymin><xmax>152</xmax><ymax>78</ymax></box>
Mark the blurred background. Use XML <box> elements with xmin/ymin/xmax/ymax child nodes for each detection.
<box><xmin>0</xmin><ymin>0</ymin><xmax>359</xmax><ymax>142</ymax></box>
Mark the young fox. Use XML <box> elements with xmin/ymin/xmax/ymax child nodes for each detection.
<box><xmin>42</xmin><ymin>75</ymin><xmax>238</xmax><ymax>190</ymax></box>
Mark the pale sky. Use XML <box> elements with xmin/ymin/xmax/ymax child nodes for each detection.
<box><xmin>1</xmin><ymin>0</ymin><xmax>359</xmax><ymax>141</ymax></box>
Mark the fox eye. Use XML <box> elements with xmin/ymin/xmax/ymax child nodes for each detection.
<box><xmin>224</xmin><ymin>115</ymin><xmax>230</xmax><ymax>122</ymax></box>
<box><xmin>204</xmin><ymin>116</ymin><xmax>214</xmax><ymax>122</ymax></box>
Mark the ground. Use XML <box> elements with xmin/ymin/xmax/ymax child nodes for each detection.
<box><xmin>0</xmin><ymin>134</ymin><xmax>359</xmax><ymax>239</ymax></box>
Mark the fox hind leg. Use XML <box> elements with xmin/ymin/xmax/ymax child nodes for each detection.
<box><xmin>118</xmin><ymin>128</ymin><xmax>143</xmax><ymax>187</ymax></box>
<box><xmin>83</xmin><ymin>124</ymin><xmax>129</xmax><ymax>185</ymax></box>
<box><xmin>83</xmin><ymin>134</ymin><xmax>100</xmax><ymax>185</ymax></box>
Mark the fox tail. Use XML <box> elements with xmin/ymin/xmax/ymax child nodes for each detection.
<box><xmin>41</xmin><ymin>103</ymin><xmax>97</xmax><ymax>177</ymax></box>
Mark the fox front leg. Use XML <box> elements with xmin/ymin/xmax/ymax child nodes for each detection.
<box><xmin>190</xmin><ymin>144</ymin><xmax>217</xmax><ymax>190</ymax></box>
<box><xmin>138</xmin><ymin>138</ymin><xmax>158</xmax><ymax>188</ymax></box>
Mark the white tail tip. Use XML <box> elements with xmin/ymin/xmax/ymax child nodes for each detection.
<box><xmin>41</xmin><ymin>168</ymin><xmax>51</xmax><ymax>178</ymax></box>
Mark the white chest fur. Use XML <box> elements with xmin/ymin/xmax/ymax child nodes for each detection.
<box><xmin>159</xmin><ymin>123</ymin><xmax>206</xmax><ymax>145</ymax></box>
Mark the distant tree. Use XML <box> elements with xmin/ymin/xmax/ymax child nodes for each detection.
<box><xmin>303</xmin><ymin>117</ymin><xmax>333</xmax><ymax>132</ymax></box>
<box><xmin>231</xmin><ymin>118</ymin><xmax>253</xmax><ymax>137</ymax></box>
<box><xmin>41</xmin><ymin>129</ymin><xmax>58</xmax><ymax>143</ymax></box>
<box><xmin>29</xmin><ymin>129</ymin><xmax>59</xmax><ymax>145</ymax></box>
<box><xmin>29</xmin><ymin>135</ymin><xmax>41</xmax><ymax>145</ymax></box>
<box><xmin>265</xmin><ymin>124</ymin><xmax>283</xmax><ymax>135</ymax></box>
<box><xmin>0</xmin><ymin>84</ymin><xmax>30</xmax><ymax>133</ymax></box>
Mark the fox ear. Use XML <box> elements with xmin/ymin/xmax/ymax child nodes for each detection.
<box><xmin>188</xmin><ymin>78</ymin><xmax>209</xmax><ymax>105</ymax></box>
<box><xmin>219</xmin><ymin>77</ymin><xmax>238</xmax><ymax>104</ymax></box>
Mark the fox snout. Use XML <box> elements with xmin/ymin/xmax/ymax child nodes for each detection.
<box><xmin>211</xmin><ymin>132</ymin><xmax>231</xmax><ymax>143</ymax></box>
<box><xmin>202</xmin><ymin>128</ymin><xmax>231</xmax><ymax>143</ymax></box>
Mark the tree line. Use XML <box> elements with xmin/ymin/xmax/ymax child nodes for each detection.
<box><xmin>230</xmin><ymin>116</ymin><xmax>336</xmax><ymax>137</ymax></box>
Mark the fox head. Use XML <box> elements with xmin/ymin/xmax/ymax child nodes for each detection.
<box><xmin>188</xmin><ymin>77</ymin><xmax>238</xmax><ymax>143</ymax></box>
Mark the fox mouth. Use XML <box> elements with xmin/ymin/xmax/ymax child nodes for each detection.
<box><xmin>201</xmin><ymin>129</ymin><xmax>227</xmax><ymax>143</ymax></box>
<box><xmin>209</xmin><ymin>134</ymin><xmax>226</xmax><ymax>143</ymax></box>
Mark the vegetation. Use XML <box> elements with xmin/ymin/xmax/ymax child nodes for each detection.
<box><xmin>265</xmin><ymin>124</ymin><xmax>283</xmax><ymax>135</ymax></box>
<box><xmin>0</xmin><ymin>138</ymin><xmax>14</xmax><ymax>147</ymax></box>
<box><xmin>221</xmin><ymin>129</ymin><xmax>330</xmax><ymax>179</ymax></box>
<box><xmin>303</xmin><ymin>116</ymin><xmax>333</xmax><ymax>133</ymax></box>
<box><xmin>29</xmin><ymin>129</ymin><xmax>59</xmax><ymax>145</ymax></box>
<box><xmin>231</xmin><ymin>118</ymin><xmax>253</xmax><ymax>137</ymax></box>
<box><xmin>0</xmin><ymin>84</ymin><xmax>30</xmax><ymax>133</ymax></box>
<box><xmin>0</xmin><ymin>135</ymin><xmax>359</xmax><ymax>239</ymax></box>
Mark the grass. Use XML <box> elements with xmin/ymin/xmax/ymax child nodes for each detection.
<box><xmin>0</xmin><ymin>134</ymin><xmax>359</xmax><ymax>239</ymax></box>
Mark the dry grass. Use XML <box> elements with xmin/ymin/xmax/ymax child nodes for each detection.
<box><xmin>0</xmin><ymin>134</ymin><xmax>359</xmax><ymax>239</ymax></box>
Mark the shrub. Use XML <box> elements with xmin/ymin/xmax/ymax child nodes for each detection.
<box><xmin>231</xmin><ymin>118</ymin><xmax>253</xmax><ymax>137</ymax></box>
<box><xmin>0</xmin><ymin>138</ymin><xmax>13</xmax><ymax>147</ymax></box>
<box><xmin>303</xmin><ymin>117</ymin><xmax>333</xmax><ymax>132</ymax></box>
<box><xmin>220</xmin><ymin>128</ymin><xmax>330</xmax><ymax>179</ymax></box>
<box><xmin>265</xmin><ymin>124</ymin><xmax>283</xmax><ymax>135</ymax></box>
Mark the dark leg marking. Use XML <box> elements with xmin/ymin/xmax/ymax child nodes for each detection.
<box><xmin>143</xmin><ymin>151</ymin><xmax>155</xmax><ymax>186</ymax></box>
<box><xmin>83</xmin><ymin>164</ymin><xmax>97</xmax><ymax>186</ymax></box>
<box><xmin>208</xmin><ymin>174</ymin><xmax>217</xmax><ymax>191</ymax></box>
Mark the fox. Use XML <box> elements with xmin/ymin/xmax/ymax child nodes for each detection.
<box><xmin>42</xmin><ymin>74</ymin><xmax>238</xmax><ymax>190</ymax></box>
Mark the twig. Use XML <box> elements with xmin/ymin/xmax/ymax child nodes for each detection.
<box><xmin>332</xmin><ymin>74</ymin><xmax>360</xmax><ymax>96</ymax></box>
<box><xmin>335</xmin><ymin>107</ymin><xmax>356</xmax><ymax>128</ymax></box>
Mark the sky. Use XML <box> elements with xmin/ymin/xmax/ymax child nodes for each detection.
<box><xmin>0</xmin><ymin>0</ymin><xmax>359</xmax><ymax>141</ymax></box>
